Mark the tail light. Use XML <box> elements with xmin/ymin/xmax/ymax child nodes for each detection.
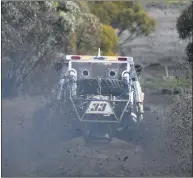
<box><xmin>118</xmin><ymin>57</ymin><xmax>127</xmax><ymax>61</ymax></box>
<box><xmin>71</xmin><ymin>56</ymin><xmax>81</xmax><ymax>60</ymax></box>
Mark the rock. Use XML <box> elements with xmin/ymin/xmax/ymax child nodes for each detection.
<box><xmin>173</xmin><ymin>87</ymin><xmax>182</xmax><ymax>95</ymax></box>
<box><xmin>161</xmin><ymin>88</ymin><xmax>173</xmax><ymax>95</ymax></box>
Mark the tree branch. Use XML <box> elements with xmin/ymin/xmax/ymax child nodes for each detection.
<box><xmin>117</xmin><ymin>27</ymin><xmax>125</xmax><ymax>37</ymax></box>
<box><xmin>119</xmin><ymin>33</ymin><xmax>135</xmax><ymax>46</ymax></box>
<box><xmin>119</xmin><ymin>30</ymin><xmax>141</xmax><ymax>46</ymax></box>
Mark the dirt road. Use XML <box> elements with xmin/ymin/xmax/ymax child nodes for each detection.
<box><xmin>21</xmin><ymin>138</ymin><xmax>145</xmax><ymax>177</ymax></box>
<box><xmin>2</xmin><ymin>135</ymin><xmax>165</xmax><ymax>177</ymax></box>
<box><xmin>1</xmin><ymin>95</ymin><xmax>186</xmax><ymax>177</ymax></box>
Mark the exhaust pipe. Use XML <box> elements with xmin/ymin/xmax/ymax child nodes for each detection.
<box><xmin>133</xmin><ymin>79</ymin><xmax>144</xmax><ymax>119</ymax></box>
<box><xmin>133</xmin><ymin>80</ymin><xmax>142</xmax><ymax>103</ymax></box>
<box><xmin>122</xmin><ymin>68</ymin><xmax>144</xmax><ymax>121</ymax></box>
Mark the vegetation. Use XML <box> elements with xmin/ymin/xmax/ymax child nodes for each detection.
<box><xmin>145</xmin><ymin>0</ymin><xmax>191</xmax><ymax>8</ymax></box>
<box><xmin>166</xmin><ymin>0</ymin><xmax>190</xmax><ymax>4</ymax></box>
<box><xmin>176</xmin><ymin>3</ymin><xmax>193</xmax><ymax>62</ymax></box>
<box><xmin>88</xmin><ymin>1</ymin><xmax>156</xmax><ymax>46</ymax></box>
<box><xmin>1</xmin><ymin>1</ymin><xmax>101</xmax><ymax>97</ymax></box>
<box><xmin>75</xmin><ymin>13</ymin><xmax>101</xmax><ymax>55</ymax></box>
<box><xmin>1</xmin><ymin>1</ymin><xmax>66</xmax><ymax>97</ymax></box>
<box><xmin>100</xmin><ymin>24</ymin><xmax>118</xmax><ymax>56</ymax></box>
<box><xmin>54</xmin><ymin>1</ymin><xmax>101</xmax><ymax>55</ymax></box>
<box><xmin>2</xmin><ymin>1</ymin><xmax>157</xmax><ymax>97</ymax></box>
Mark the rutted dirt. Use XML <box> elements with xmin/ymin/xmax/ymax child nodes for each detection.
<box><xmin>2</xmin><ymin>93</ymin><xmax>189</xmax><ymax>177</ymax></box>
<box><xmin>19</xmin><ymin>138</ymin><xmax>144</xmax><ymax>177</ymax></box>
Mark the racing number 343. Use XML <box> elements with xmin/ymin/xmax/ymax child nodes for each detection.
<box><xmin>90</xmin><ymin>103</ymin><xmax>107</xmax><ymax>112</ymax></box>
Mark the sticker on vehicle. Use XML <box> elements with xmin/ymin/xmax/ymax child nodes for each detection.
<box><xmin>85</xmin><ymin>101</ymin><xmax>113</xmax><ymax>115</ymax></box>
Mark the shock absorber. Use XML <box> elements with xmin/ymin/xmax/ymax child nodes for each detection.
<box><xmin>68</xmin><ymin>69</ymin><xmax>77</xmax><ymax>97</ymax></box>
<box><xmin>125</xmin><ymin>66</ymin><xmax>143</xmax><ymax>121</ymax></box>
<box><xmin>132</xmin><ymin>77</ymin><xmax>144</xmax><ymax>119</ymax></box>
<box><xmin>129</xmin><ymin>83</ymin><xmax>138</xmax><ymax>123</ymax></box>
<box><xmin>56</xmin><ymin>64</ymin><xmax>68</xmax><ymax>101</ymax></box>
<box><xmin>56</xmin><ymin>78</ymin><xmax>65</xmax><ymax>101</ymax></box>
<box><xmin>122</xmin><ymin>70</ymin><xmax>137</xmax><ymax>123</ymax></box>
<box><xmin>122</xmin><ymin>71</ymin><xmax>130</xmax><ymax>84</ymax></box>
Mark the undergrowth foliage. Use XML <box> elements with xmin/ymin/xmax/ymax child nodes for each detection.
<box><xmin>2</xmin><ymin>1</ymin><xmax>69</xmax><ymax>97</ymax></box>
<box><xmin>1</xmin><ymin>1</ymin><xmax>101</xmax><ymax>97</ymax></box>
<box><xmin>2</xmin><ymin>1</ymin><xmax>158</xmax><ymax>97</ymax></box>
<box><xmin>176</xmin><ymin>3</ymin><xmax>193</xmax><ymax>62</ymax></box>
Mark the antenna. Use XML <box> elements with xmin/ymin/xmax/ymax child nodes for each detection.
<box><xmin>98</xmin><ymin>48</ymin><xmax>101</xmax><ymax>56</ymax></box>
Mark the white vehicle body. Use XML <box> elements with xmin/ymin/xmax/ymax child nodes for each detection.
<box><xmin>55</xmin><ymin>49</ymin><xmax>144</xmax><ymax>142</ymax></box>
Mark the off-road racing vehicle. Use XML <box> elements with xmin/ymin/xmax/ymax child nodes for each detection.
<box><xmin>54</xmin><ymin>49</ymin><xmax>145</xmax><ymax>143</ymax></box>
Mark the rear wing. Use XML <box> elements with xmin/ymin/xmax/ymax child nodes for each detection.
<box><xmin>65</xmin><ymin>55</ymin><xmax>134</xmax><ymax>64</ymax></box>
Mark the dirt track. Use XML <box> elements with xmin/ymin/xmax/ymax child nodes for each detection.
<box><xmin>2</xmin><ymin>133</ymin><xmax>163</xmax><ymax>177</ymax></box>
<box><xmin>20</xmin><ymin>138</ymin><xmax>144</xmax><ymax>177</ymax></box>
<box><xmin>2</xmin><ymin>96</ymin><xmax>180</xmax><ymax>177</ymax></box>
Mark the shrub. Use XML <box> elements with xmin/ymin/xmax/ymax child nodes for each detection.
<box><xmin>100</xmin><ymin>24</ymin><xmax>118</xmax><ymax>56</ymax></box>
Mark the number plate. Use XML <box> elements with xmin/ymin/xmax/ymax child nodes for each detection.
<box><xmin>85</xmin><ymin>101</ymin><xmax>113</xmax><ymax>115</ymax></box>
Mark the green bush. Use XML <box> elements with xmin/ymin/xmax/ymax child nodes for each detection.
<box><xmin>89</xmin><ymin>1</ymin><xmax>156</xmax><ymax>45</ymax></box>
<box><xmin>100</xmin><ymin>24</ymin><xmax>118</xmax><ymax>56</ymax></box>
<box><xmin>176</xmin><ymin>3</ymin><xmax>193</xmax><ymax>62</ymax></box>
<box><xmin>75</xmin><ymin>13</ymin><xmax>101</xmax><ymax>55</ymax></box>
<box><xmin>54</xmin><ymin>1</ymin><xmax>101</xmax><ymax>55</ymax></box>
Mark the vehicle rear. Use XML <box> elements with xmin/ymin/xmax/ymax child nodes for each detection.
<box><xmin>55</xmin><ymin>51</ymin><xmax>144</xmax><ymax>142</ymax></box>
<box><xmin>67</xmin><ymin>55</ymin><xmax>134</xmax><ymax>124</ymax></box>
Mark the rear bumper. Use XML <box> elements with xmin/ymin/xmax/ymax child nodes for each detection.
<box><xmin>70</xmin><ymin>97</ymin><xmax>130</xmax><ymax>123</ymax></box>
